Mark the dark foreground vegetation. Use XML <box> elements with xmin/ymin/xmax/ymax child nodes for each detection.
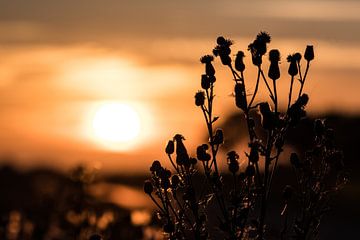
<box><xmin>0</xmin><ymin>113</ymin><xmax>359</xmax><ymax>240</ymax></box>
<box><xmin>144</xmin><ymin>33</ymin><xmax>351</xmax><ymax>240</ymax></box>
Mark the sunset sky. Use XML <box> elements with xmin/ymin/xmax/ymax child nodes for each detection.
<box><xmin>0</xmin><ymin>0</ymin><xmax>359</xmax><ymax>173</ymax></box>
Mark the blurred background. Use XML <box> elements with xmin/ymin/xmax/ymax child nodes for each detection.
<box><xmin>0</xmin><ymin>0</ymin><xmax>359</xmax><ymax>239</ymax></box>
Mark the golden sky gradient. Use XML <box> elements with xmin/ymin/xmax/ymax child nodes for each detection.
<box><xmin>0</xmin><ymin>0</ymin><xmax>359</xmax><ymax>173</ymax></box>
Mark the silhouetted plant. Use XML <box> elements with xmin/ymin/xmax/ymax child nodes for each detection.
<box><xmin>144</xmin><ymin>32</ymin><xmax>347</xmax><ymax>240</ymax></box>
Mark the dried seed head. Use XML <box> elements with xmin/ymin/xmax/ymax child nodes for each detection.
<box><xmin>256</xmin><ymin>31</ymin><xmax>271</xmax><ymax>44</ymax></box>
<box><xmin>200</xmin><ymin>55</ymin><xmax>214</xmax><ymax>64</ymax></box>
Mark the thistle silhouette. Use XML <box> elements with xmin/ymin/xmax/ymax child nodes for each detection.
<box><xmin>144</xmin><ymin>32</ymin><xmax>347</xmax><ymax>240</ymax></box>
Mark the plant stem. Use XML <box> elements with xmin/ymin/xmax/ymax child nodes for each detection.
<box><xmin>248</xmin><ymin>68</ymin><xmax>261</xmax><ymax>108</ymax></box>
<box><xmin>298</xmin><ymin>61</ymin><xmax>310</xmax><ymax>97</ymax></box>
<box><xmin>287</xmin><ymin>75</ymin><xmax>295</xmax><ymax>110</ymax></box>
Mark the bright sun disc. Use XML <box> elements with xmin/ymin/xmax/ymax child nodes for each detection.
<box><xmin>92</xmin><ymin>103</ymin><xmax>141</xmax><ymax>150</ymax></box>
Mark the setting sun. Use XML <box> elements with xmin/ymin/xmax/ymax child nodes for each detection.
<box><xmin>91</xmin><ymin>102</ymin><xmax>141</xmax><ymax>150</ymax></box>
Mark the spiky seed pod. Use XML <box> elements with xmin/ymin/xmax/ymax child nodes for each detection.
<box><xmin>235</xmin><ymin>83</ymin><xmax>247</xmax><ymax>111</ymax></box>
<box><xmin>304</xmin><ymin>45</ymin><xmax>314</xmax><ymax>61</ymax></box>
<box><xmin>235</xmin><ymin>51</ymin><xmax>245</xmax><ymax>72</ymax></box>
<box><xmin>200</xmin><ymin>55</ymin><xmax>214</xmax><ymax>64</ymax></box>
<box><xmin>165</xmin><ymin>140</ymin><xmax>174</xmax><ymax>154</ymax></box>
<box><xmin>256</xmin><ymin>31</ymin><xmax>271</xmax><ymax>44</ymax></box>
<box><xmin>195</xmin><ymin>91</ymin><xmax>205</xmax><ymax>106</ymax></box>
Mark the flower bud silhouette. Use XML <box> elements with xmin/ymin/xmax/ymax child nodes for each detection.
<box><xmin>268</xmin><ymin>49</ymin><xmax>280</xmax><ymax>80</ymax></box>
<box><xmin>287</xmin><ymin>54</ymin><xmax>298</xmax><ymax>76</ymax></box>
<box><xmin>174</xmin><ymin>134</ymin><xmax>189</xmax><ymax>165</ymax></box>
<box><xmin>304</xmin><ymin>45</ymin><xmax>314</xmax><ymax>61</ymax></box>
<box><xmin>235</xmin><ymin>51</ymin><xmax>245</xmax><ymax>72</ymax></box>
<box><xmin>201</xmin><ymin>74</ymin><xmax>211</xmax><ymax>90</ymax></box>
<box><xmin>165</xmin><ymin>140</ymin><xmax>174</xmax><ymax>154</ymax></box>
